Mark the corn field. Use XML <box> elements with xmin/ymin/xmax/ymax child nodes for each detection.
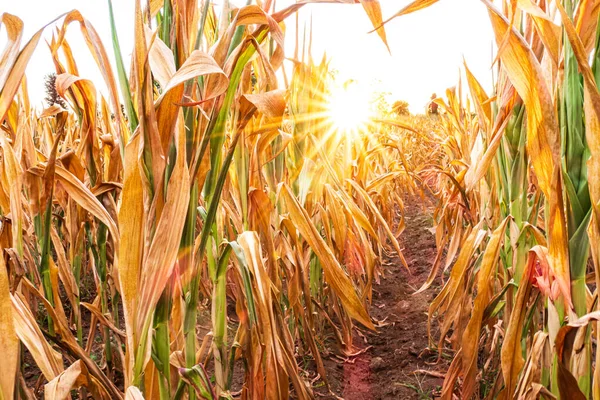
<box><xmin>2</xmin><ymin>0</ymin><xmax>600</xmax><ymax>399</ymax></box>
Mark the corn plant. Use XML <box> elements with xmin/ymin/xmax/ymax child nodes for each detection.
<box><xmin>0</xmin><ymin>1</ymin><xmax>419</xmax><ymax>399</ymax></box>
<box><xmin>384</xmin><ymin>0</ymin><xmax>600</xmax><ymax>398</ymax></box>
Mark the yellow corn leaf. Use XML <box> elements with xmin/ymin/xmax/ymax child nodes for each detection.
<box><xmin>125</xmin><ymin>386</ymin><xmax>145</xmax><ymax>400</ymax></box>
<box><xmin>156</xmin><ymin>50</ymin><xmax>228</xmax><ymax>103</ymax></box>
<box><xmin>555</xmin><ymin>311</ymin><xmax>600</xmax><ymax>400</ymax></box>
<box><xmin>0</xmin><ymin>14</ymin><xmax>64</xmax><ymax>121</ymax></box>
<box><xmin>238</xmin><ymin>231</ymin><xmax>313</xmax><ymax>399</ymax></box>
<box><xmin>248</xmin><ymin>188</ymin><xmax>278</xmax><ymax>277</ymax></box>
<box><xmin>39</xmin><ymin>104</ymin><xmax>65</xmax><ymax>118</ymax></box>
<box><xmin>132</xmin><ymin>0</ymin><xmax>164</xmax><ymax>192</ymax></box>
<box><xmin>514</xmin><ymin>332</ymin><xmax>551</xmax><ymax>399</ymax></box>
<box><xmin>428</xmin><ymin>222</ymin><xmax>485</xmax><ymax>350</ymax></box>
<box><xmin>373</xmin><ymin>118</ymin><xmax>419</xmax><ymax>134</ymax></box>
<box><xmin>238</xmin><ymin>232</ymin><xmax>291</xmax><ymax>399</ymax></box>
<box><xmin>153</xmin><ymin>49</ymin><xmax>228</xmax><ymax>156</ymax></box>
<box><xmin>28</xmin><ymin>164</ymin><xmax>119</xmax><ymax>245</ymax></box>
<box><xmin>516</xmin><ymin>0</ymin><xmax>561</xmax><ymax>67</ymax></box>
<box><xmin>44</xmin><ymin>360</ymin><xmax>111</xmax><ymax>400</ymax></box>
<box><xmin>359</xmin><ymin>0</ymin><xmax>389</xmax><ymax>51</ymax></box>
<box><xmin>522</xmin><ymin>222</ymin><xmax>548</xmax><ymax>247</ymax></box>
<box><xmin>464</xmin><ymin>61</ymin><xmax>491</xmax><ymax>127</ymax></box>
<box><xmin>444</xmin><ymin>213</ymin><xmax>464</xmax><ymax>270</ymax></box>
<box><xmin>464</xmin><ymin>118</ymin><xmax>509</xmax><ymax>192</ymax></box>
<box><xmin>0</xmin><ymin>13</ymin><xmax>23</xmax><ymax>90</ymax></box>
<box><xmin>211</xmin><ymin>5</ymin><xmax>284</xmax><ymax>68</ymax></box>
<box><xmin>461</xmin><ymin>217</ymin><xmax>510</xmax><ymax>399</ymax></box>
<box><xmin>326</xmin><ymin>184</ymin><xmax>379</xmax><ymax>241</ymax></box>
<box><xmin>244</xmin><ymin>90</ymin><xmax>287</xmax><ymax>118</ymax></box>
<box><xmin>146</xmin><ymin>26</ymin><xmax>176</xmax><ymax>89</ymax></box>
<box><xmin>486</xmin><ymin>0</ymin><xmax>571</xmax><ymax>307</ymax></box>
<box><xmin>589</xmin><ymin>217</ymin><xmax>600</xmax><ymax>400</ymax></box>
<box><xmin>546</xmin><ymin>167</ymin><xmax>572</xmax><ymax>307</ymax></box>
<box><xmin>136</xmin><ymin>115</ymin><xmax>190</xmax><ymax>348</ymax></box>
<box><xmin>324</xmin><ymin>189</ymin><xmax>348</xmax><ymax>255</ymax></box>
<box><xmin>346</xmin><ymin>179</ymin><xmax>409</xmax><ymax>271</ymax></box>
<box><xmin>484</xmin><ymin>0</ymin><xmax>559</xmax><ymax>198</ymax></box>
<box><xmin>379</xmin><ymin>0</ymin><xmax>440</xmax><ymax>28</ymax></box>
<box><xmin>143</xmin><ymin>363</ymin><xmax>160</xmax><ymax>400</ymax></box>
<box><xmin>574</xmin><ymin>0</ymin><xmax>600</xmax><ymax>53</ymax></box>
<box><xmin>116</xmin><ymin>133</ymin><xmax>145</xmax><ymax>386</ymax></box>
<box><xmin>81</xmin><ymin>302</ymin><xmax>126</xmax><ymax>339</ymax></box>
<box><xmin>54</xmin><ymin>73</ymin><xmax>102</xmax><ymax>179</ymax></box>
<box><xmin>280</xmin><ymin>184</ymin><xmax>374</xmax><ymax>330</ymax></box>
<box><xmin>11</xmin><ymin>293</ymin><xmax>63</xmax><ymax>381</ymax></box>
<box><xmin>55</xmin><ymin>11</ymin><xmax>125</xmax><ymax>143</ymax></box>
<box><xmin>0</xmin><ymin>132</ymin><xmax>23</xmax><ymax>256</ymax></box>
<box><xmin>0</xmin><ymin>243</ymin><xmax>17</xmax><ymax>400</ymax></box>
<box><xmin>414</xmin><ymin>234</ymin><xmax>447</xmax><ymax>295</ymax></box>
<box><xmin>440</xmin><ymin>351</ymin><xmax>463</xmax><ymax>399</ymax></box>
<box><xmin>499</xmin><ymin>246</ymin><xmax>541</xmax><ymax>400</ymax></box>
<box><xmin>366</xmin><ymin>172</ymin><xmax>404</xmax><ymax>193</ymax></box>
<box><xmin>50</xmin><ymin>227</ymin><xmax>79</xmax><ymax>311</ymax></box>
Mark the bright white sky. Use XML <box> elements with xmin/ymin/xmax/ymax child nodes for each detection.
<box><xmin>1</xmin><ymin>0</ymin><xmax>495</xmax><ymax>113</ymax></box>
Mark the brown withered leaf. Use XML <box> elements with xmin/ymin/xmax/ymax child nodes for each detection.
<box><xmin>280</xmin><ymin>183</ymin><xmax>374</xmax><ymax>330</ymax></box>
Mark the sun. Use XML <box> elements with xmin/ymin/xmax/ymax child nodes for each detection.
<box><xmin>326</xmin><ymin>81</ymin><xmax>373</xmax><ymax>135</ymax></box>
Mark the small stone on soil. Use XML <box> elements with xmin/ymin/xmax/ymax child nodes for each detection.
<box><xmin>409</xmin><ymin>343</ymin><xmax>420</xmax><ymax>356</ymax></box>
<box><xmin>397</xmin><ymin>300</ymin><xmax>410</xmax><ymax>310</ymax></box>
<box><xmin>370</xmin><ymin>356</ymin><xmax>386</xmax><ymax>372</ymax></box>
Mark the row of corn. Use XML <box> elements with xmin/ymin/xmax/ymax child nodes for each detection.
<box><xmin>0</xmin><ymin>0</ymin><xmax>420</xmax><ymax>399</ymax></box>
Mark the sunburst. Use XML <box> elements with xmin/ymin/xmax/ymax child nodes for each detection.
<box><xmin>326</xmin><ymin>81</ymin><xmax>373</xmax><ymax>138</ymax></box>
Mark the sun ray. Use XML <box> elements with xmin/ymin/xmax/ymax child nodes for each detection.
<box><xmin>326</xmin><ymin>81</ymin><xmax>374</xmax><ymax>139</ymax></box>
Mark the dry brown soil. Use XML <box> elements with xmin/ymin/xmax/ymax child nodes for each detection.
<box><xmin>315</xmin><ymin>200</ymin><xmax>449</xmax><ymax>400</ymax></box>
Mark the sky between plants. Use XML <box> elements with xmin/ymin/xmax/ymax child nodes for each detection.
<box><xmin>1</xmin><ymin>0</ymin><xmax>495</xmax><ymax>114</ymax></box>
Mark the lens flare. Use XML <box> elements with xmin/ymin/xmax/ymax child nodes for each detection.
<box><xmin>326</xmin><ymin>82</ymin><xmax>373</xmax><ymax>135</ymax></box>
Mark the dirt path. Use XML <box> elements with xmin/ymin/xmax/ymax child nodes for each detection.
<box><xmin>319</xmin><ymin>200</ymin><xmax>449</xmax><ymax>399</ymax></box>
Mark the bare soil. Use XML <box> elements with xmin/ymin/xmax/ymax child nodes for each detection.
<box><xmin>316</xmin><ymin>200</ymin><xmax>449</xmax><ymax>399</ymax></box>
